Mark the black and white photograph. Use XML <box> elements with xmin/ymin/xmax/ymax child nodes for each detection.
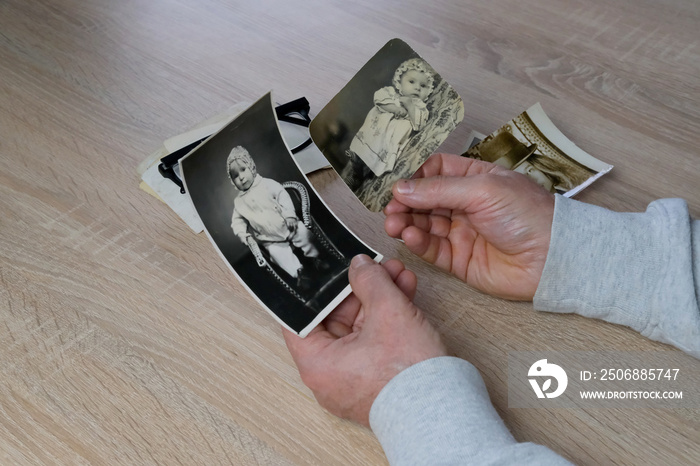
<box><xmin>464</xmin><ymin>103</ymin><xmax>613</xmax><ymax>197</ymax></box>
<box><xmin>180</xmin><ymin>93</ymin><xmax>381</xmax><ymax>337</ymax></box>
<box><xmin>310</xmin><ymin>38</ymin><xmax>464</xmax><ymax>211</ymax></box>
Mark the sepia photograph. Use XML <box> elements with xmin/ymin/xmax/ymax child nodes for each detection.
<box><xmin>310</xmin><ymin>38</ymin><xmax>464</xmax><ymax>211</ymax></box>
<box><xmin>464</xmin><ymin>129</ymin><xmax>486</xmax><ymax>152</ymax></box>
<box><xmin>180</xmin><ymin>93</ymin><xmax>381</xmax><ymax>337</ymax></box>
<box><xmin>463</xmin><ymin>103</ymin><xmax>613</xmax><ymax>196</ymax></box>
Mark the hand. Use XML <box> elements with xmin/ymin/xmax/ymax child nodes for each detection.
<box><xmin>285</xmin><ymin>217</ymin><xmax>298</xmax><ymax>235</ymax></box>
<box><xmin>380</xmin><ymin>102</ymin><xmax>407</xmax><ymax>118</ymax></box>
<box><xmin>394</xmin><ymin>105</ymin><xmax>408</xmax><ymax>117</ymax></box>
<box><xmin>399</xmin><ymin>96</ymin><xmax>415</xmax><ymax>114</ymax></box>
<box><xmin>384</xmin><ymin>153</ymin><xmax>555</xmax><ymax>301</ymax></box>
<box><xmin>283</xmin><ymin>255</ymin><xmax>447</xmax><ymax>427</ymax></box>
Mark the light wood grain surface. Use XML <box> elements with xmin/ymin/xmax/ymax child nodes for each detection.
<box><xmin>2</xmin><ymin>0</ymin><xmax>699</xmax><ymax>464</ymax></box>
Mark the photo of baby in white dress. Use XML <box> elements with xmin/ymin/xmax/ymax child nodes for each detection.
<box><xmin>310</xmin><ymin>39</ymin><xmax>464</xmax><ymax>211</ymax></box>
<box><xmin>343</xmin><ymin>58</ymin><xmax>434</xmax><ymax>189</ymax></box>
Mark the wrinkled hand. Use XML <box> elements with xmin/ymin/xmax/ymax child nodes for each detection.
<box><xmin>384</xmin><ymin>153</ymin><xmax>555</xmax><ymax>301</ymax></box>
<box><xmin>283</xmin><ymin>255</ymin><xmax>447</xmax><ymax>427</ymax></box>
<box><xmin>285</xmin><ymin>217</ymin><xmax>298</xmax><ymax>235</ymax></box>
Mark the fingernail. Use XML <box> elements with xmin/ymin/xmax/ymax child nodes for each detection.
<box><xmin>396</xmin><ymin>179</ymin><xmax>415</xmax><ymax>194</ymax></box>
<box><xmin>351</xmin><ymin>254</ymin><xmax>373</xmax><ymax>269</ymax></box>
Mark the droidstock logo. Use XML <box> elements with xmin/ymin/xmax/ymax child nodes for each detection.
<box><xmin>528</xmin><ymin>359</ymin><xmax>568</xmax><ymax>399</ymax></box>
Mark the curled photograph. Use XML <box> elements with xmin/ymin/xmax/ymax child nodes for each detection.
<box><xmin>464</xmin><ymin>103</ymin><xmax>613</xmax><ymax>197</ymax></box>
<box><xmin>310</xmin><ymin>38</ymin><xmax>464</xmax><ymax>211</ymax></box>
<box><xmin>180</xmin><ymin>93</ymin><xmax>381</xmax><ymax>337</ymax></box>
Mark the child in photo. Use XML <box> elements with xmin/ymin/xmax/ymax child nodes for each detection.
<box><xmin>342</xmin><ymin>58</ymin><xmax>435</xmax><ymax>190</ymax></box>
<box><xmin>227</xmin><ymin>146</ymin><xmax>328</xmax><ymax>291</ymax></box>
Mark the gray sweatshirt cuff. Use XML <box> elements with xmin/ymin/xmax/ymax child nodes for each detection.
<box><xmin>369</xmin><ymin>357</ymin><xmax>570</xmax><ymax>465</ymax></box>
<box><xmin>534</xmin><ymin>195</ymin><xmax>700</xmax><ymax>357</ymax></box>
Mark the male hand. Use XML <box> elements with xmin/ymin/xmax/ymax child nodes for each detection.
<box><xmin>283</xmin><ymin>255</ymin><xmax>447</xmax><ymax>427</ymax></box>
<box><xmin>384</xmin><ymin>153</ymin><xmax>555</xmax><ymax>301</ymax></box>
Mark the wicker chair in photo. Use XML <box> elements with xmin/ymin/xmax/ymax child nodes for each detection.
<box><xmin>245</xmin><ymin>181</ymin><xmax>347</xmax><ymax>306</ymax></box>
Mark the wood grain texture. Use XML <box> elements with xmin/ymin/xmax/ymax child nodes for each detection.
<box><xmin>1</xmin><ymin>0</ymin><xmax>698</xmax><ymax>464</ymax></box>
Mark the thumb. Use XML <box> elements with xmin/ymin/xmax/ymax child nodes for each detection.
<box><xmin>348</xmin><ymin>255</ymin><xmax>411</xmax><ymax>317</ymax></box>
<box><xmin>393</xmin><ymin>176</ymin><xmax>489</xmax><ymax>212</ymax></box>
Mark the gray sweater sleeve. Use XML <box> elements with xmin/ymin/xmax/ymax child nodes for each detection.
<box><xmin>369</xmin><ymin>196</ymin><xmax>698</xmax><ymax>465</ymax></box>
<box><xmin>369</xmin><ymin>357</ymin><xmax>571</xmax><ymax>465</ymax></box>
<box><xmin>534</xmin><ymin>195</ymin><xmax>700</xmax><ymax>358</ymax></box>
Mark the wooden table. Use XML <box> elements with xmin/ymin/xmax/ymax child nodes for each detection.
<box><xmin>2</xmin><ymin>0</ymin><xmax>698</xmax><ymax>464</ymax></box>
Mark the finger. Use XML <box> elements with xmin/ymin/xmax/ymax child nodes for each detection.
<box><xmin>384</xmin><ymin>212</ymin><xmax>411</xmax><ymax>238</ymax></box>
<box><xmin>401</xmin><ymin>225</ymin><xmax>454</xmax><ymax>271</ymax></box>
<box><xmin>327</xmin><ymin>258</ymin><xmax>414</xmax><ymax>337</ymax></box>
<box><xmin>394</xmin><ymin>268</ymin><xmax>417</xmax><ymax>300</ymax></box>
<box><xmin>377</xmin><ymin>259</ymin><xmax>417</xmax><ymax>300</ymax></box>
<box><xmin>381</xmin><ymin>258</ymin><xmax>406</xmax><ymax>281</ymax></box>
<box><xmin>429</xmin><ymin>207</ymin><xmax>454</xmax><ymax>218</ymax></box>
<box><xmin>282</xmin><ymin>324</ymin><xmax>334</xmax><ymax>362</ymax></box>
<box><xmin>383</xmin><ymin>197</ymin><xmax>410</xmax><ymax>215</ymax></box>
<box><xmin>416</xmin><ymin>153</ymin><xmax>504</xmax><ymax>178</ymax></box>
<box><xmin>323</xmin><ymin>258</ymin><xmax>408</xmax><ymax>337</ymax></box>
<box><xmin>325</xmin><ymin>319</ymin><xmax>353</xmax><ymax>338</ymax></box>
<box><xmin>384</xmin><ymin>196</ymin><xmax>430</xmax><ymax>215</ymax></box>
<box><xmin>393</xmin><ymin>175</ymin><xmax>495</xmax><ymax>213</ymax></box>
<box><xmin>348</xmin><ymin>255</ymin><xmax>411</xmax><ymax>316</ymax></box>
<box><xmin>385</xmin><ymin>212</ymin><xmax>452</xmax><ymax>239</ymax></box>
<box><xmin>324</xmin><ymin>293</ymin><xmax>360</xmax><ymax>333</ymax></box>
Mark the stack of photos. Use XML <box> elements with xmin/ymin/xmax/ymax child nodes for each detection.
<box><xmin>310</xmin><ymin>38</ymin><xmax>465</xmax><ymax>212</ymax></box>
<box><xmin>180</xmin><ymin>93</ymin><xmax>381</xmax><ymax>337</ymax></box>
<box><xmin>463</xmin><ymin>103</ymin><xmax>613</xmax><ymax>196</ymax></box>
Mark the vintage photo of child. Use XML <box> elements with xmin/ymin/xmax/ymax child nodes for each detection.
<box><xmin>310</xmin><ymin>39</ymin><xmax>464</xmax><ymax>211</ymax></box>
<box><xmin>180</xmin><ymin>93</ymin><xmax>381</xmax><ymax>337</ymax></box>
<box><xmin>342</xmin><ymin>58</ymin><xmax>434</xmax><ymax>187</ymax></box>
<box><xmin>227</xmin><ymin>146</ymin><xmax>328</xmax><ymax>292</ymax></box>
<box><xmin>463</xmin><ymin>103</ymin><xmax>613</xmax><ymax>197</ymax></box>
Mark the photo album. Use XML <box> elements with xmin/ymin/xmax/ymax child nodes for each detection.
<box><xmin>168</xmin><ymin>38</ymin><xmax>611</xmax><ymax>337</ymax></box>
